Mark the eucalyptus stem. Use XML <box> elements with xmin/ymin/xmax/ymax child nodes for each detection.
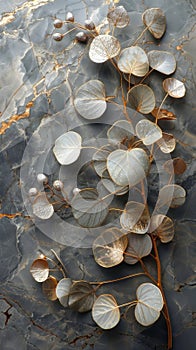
<box><xmin>89</xmin><ymin>272</ymin><xmax>145</xmax><ymax>285</ymax></box>
<box><xmin>118</xmin><ymin>300</ymin><xmax>137</xmax><ymax>309</ymax></box>
<box><xmin>132</xmin><ymin>26</ymin><xmax>149</xmax><ymax>46</ymax></box>
<box><xmin>46</xmin><ymin>256</ymin><xmax>66</xmax><ymax>278</ymax></box>
<box><xmin>151</xmin><ymin>235</ymin><xmax>172</xmax><ymax>350</ymax></box>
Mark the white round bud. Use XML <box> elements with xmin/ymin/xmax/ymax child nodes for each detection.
<box><xmin>73</xmin><ymin>187</ymin><xmax>81</xmax><ymax>196</ymax></box>
<box><xmin>84</xmin><ymin>19</ymin><xmax>95</xmax><ymax>30</ymax></box>
<box><xmin>53</xmin><ymin>19</ymin><xmax>63</xmax><ymax>28</ymax></box>
<box><xmin>76</xmin><ymin>31</ymin><xmax>88</xmax><ymax>42</ymax></box>
<box><xmin>66</xmin><ymin>12</ymin><xmax>74</xmax><ymax>22</ymax></box>
<box><xmin>53</xmin><ymin>33</ymin><xmax>63</xmax><ymax>41</ymax></box>
<box><xmin>28</xmin><ymin>187</ymin><xmax>38</xmax><ymax>196</ymax></box>
<box><xmin>53</xmin><ymin>180</ymin><xmax>64</xmax><ymax>191</ymax></box>
<box><xmin>37</xmin><ymin>173</ymin><xmax>48</xmax><ymax>185</ymax></box>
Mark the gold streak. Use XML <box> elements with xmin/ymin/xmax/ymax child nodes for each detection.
<box><xmin>0</xmin><ymin>101</ymin><xmax>33</xmax><ymax>135</ymax></box>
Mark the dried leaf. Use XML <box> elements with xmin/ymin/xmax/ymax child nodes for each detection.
<box><xmin>30</xmin><ymin>258</ymin><xmax>49</xmax><ymax>282</ymax></box>
<box><xmin>32</xmin><ymin>193</ymin><xmax>54</xmax><ymax>220</ymax></box>
<box><xmin>128</xmin><ymin>84</ymin><xmax>156</xmax><ymax>114</ymax></box>
<box><xmin>124</xmin><ymin>233</ymin><xmax>152</xmax><ymax>264</ymax></box>
<box><xmin>93</xmin><ymin>228</ymin><xmax>128</xmax><ymax>268</ymax></box>
<box><xmin>92</xmin><ymin>294</ymin><xmax>120</xmax><ymax>329</ymax></box>
<box><xmin>53</xmin><ymin>131</ymin><xmax>82</xmax><ymax>165</ymax></box>
<box><xmin>157</xmin><ymin>132</ymin><xmax>176</xmax><ymax>153</ymax></box>
<box><xmin>142</xmin><ymin>8</ymin><xmax>166</xmax><ymax>39</ymax></box>
<box><xmin>42</xmin><ymin>276</ymin><xmax>58</xmax><ymax>301</ymax></box>
<box><xmin>148</xmin><ymin>50</ymin><xmax>176</xmax><ymax>75</ymax></box>
<box><xmin>74</xmin><ymin>80</ymin><xmax>107</xmax><ymax>119</ymax></box>
<box><xmin>71</xmin><ymin>188</ymin><xmax>109</xmax><ymax>227</ymax></box>
<box><xmin>151</xmin><ymin>108</ymin><xmax>176</xmax><ymax>120</ymax></box>
<box><xmin>163</xmin><ymin>78</ymin><xmax>186</xmax><ymax>98</ymax></box>
<box><xmin>68</xmin><ymin>281</ymin><xmax>95</xmax><ymax>312</ymax></box>
<box><xmin>149</xmin><ymin>214</ymin><xmax>174</xmax><ymax>243</ymax></box>
<box><xmin>164</xmin><ymin>158</ymin><xmax>187</xmax><ymax>175</ymax></box>
<box><xmin>117</xmin><ymin>46</ymin><xmax>149</xmax><ymax>76</ymax></box>
<box><xmin>89</xmin><ymin>35</ymin><xmax>121</xmax><ymax>63</ymax></box>
<box><xmin>56</xmin><ymin>278</ymin><xmax>72</xmax><ymax>307</ymax></box>
<box><xmin>120</xmin><ymin>201</ymin><xmax>150</xmax><ymax>234</ymax></box>
<box><xmin>107</xmin><ymin>6</ymin><xmax>130</xmax><ymax>28</ymax></box>
<box><xmin>135</xmin><ymin>283</ymin><xmax>164</xmax><ymax>326</ymax></box>
<box><xmin>136</xmin><ymin>119</ymin><xmax>162</xmax><ymax>145</ymax></box>
<box><xmin>107</xmin><ymin>148</ymin><xmax>149</xmax><ymax>187</ymax></box>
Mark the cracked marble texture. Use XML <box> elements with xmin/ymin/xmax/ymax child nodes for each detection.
<box><xmin>0</xmin><ymin>0</ymin><xmax>196</xmax><ymax>349</ymax></box>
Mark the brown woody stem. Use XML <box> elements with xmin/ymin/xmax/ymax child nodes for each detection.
<box><xmin>151</xmin><ymin>235</ymin><xmax>173</xmax><ymax>350</ymax></box>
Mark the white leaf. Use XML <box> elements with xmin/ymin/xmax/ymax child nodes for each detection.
<box><xmin>107</xmin><ymin>148</ymin><xmax>149</xmax><ymax>187</ymax></box>
<box><xmin>53</xmin><ymin>131</ymin><xmax>82</xmax><ymax>165</ymax></box>
<box><xmin>89</xmin><ymin>35</ymin><xmax>121</xmax><ymax>63</ymax></box>
<box><xmin>135</xmin><ymin>283</ymin><xmax>164</xmax><ymax>326</ymax></box>
<box><xmin>74</xmin><ymin>80</ymin><xmax>107</xmax><ymax>119</ymax></box>
<box><xmin>92</xmin><ymin>294</ymin><xmax>120</xmax><ymax>329</ymax></box>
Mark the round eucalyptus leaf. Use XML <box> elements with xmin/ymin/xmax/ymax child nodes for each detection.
<box><xmin>149</xmin><ymin>214</ymin><xmax>174</xmax><ymax>243</ymax></box>
<box><xmin>107</xmin><ymin>120</ymin><xmax>134</xmax><ymax>143</ymax></box>
<box><xmin>93</xmin><ymin>228</ymin><xmax>128</xmax><ymax>268</ymax></box>
<box><xmin>135</xmin><ymin>283</ymin><xmax>164</xmax><ymax>326</ymax></box>
<box><xmin>128</xmin><ymin>84</ymin><xmax>156</xmax><ymax>114</ymax></box>
<box><xmin>107</xmin><ymin>5</ymin><xmax>129</xmax><ymax>28</ymax></box>
<box><xmin>156</xmin><ymin>184</ymin><xmax>186</xmax><ymax>209</ymax></box>
<box><xmin>136</xmin><ymin>119</ymin><xmax>162</xmax><ymax>145</ymax></box>
<box><xmin>56</xmin><ymin>278</ymin><xmax>72</xmax><ymax>307</ymax></box>
<box><xmin>142</xmin><ymin>8</ymin><xmax>166</xmax><ymax>39</ymax></box>
<box><xmin>71</xmin><ymin>188</ymin><xmax>109</xmax><ymax>227</ymax></box>
<box><xmin>117</xmin><ymin>46</ymin><xmax>149</xmax><ymax>76</ymax></box>
<box><xmin>148</xmin><ymin>50</ymin><xmax>176</xmax><ymax>75</ymax></box>
<box><xmin>93</xmin><ymin>144</ymin><xmax>117</xmax><ymax>177</ymax></box>
<box><xmin>157</xmin><ymin>132</ymin><xmax>176</xmax><ymax>153</ymax></box>
<box><xmin>30</xmin><ymin>258</ymin><xmax>49</xmax><ymax>282</ymax></box>
<box><xmin>163</xmin><ymin>78</ymin><xmax>186</xmax><ymax>98</ymax></box>
<box><xmin>53</xmin><ymin>131</ymin><xmax>82</xmax><ymax>165</ymax></box>
<box><xmin>74</xmin><ymin>80</ymin><xmax>107</xmax><ymax>119</ymax></box>
<box><xmin>164</xmin><ymin>157</ymin><xmax>187</xmax><ymax>175</ymax></box>
<box><xmin>42</xmin><ymin>276</ymin><xmax>58</xmax><ymax>301</ymax></box>
<box><xmin>32</xmin><ymin>193</ymin><xmax>54</xmax><ymax>220</ymax></box>
<box><xmin>68</xmin><ymin>281</ymin><xmax>95</xmax><ymax>312</ymax></box>
<box><xmin>120</xmin><ymin>201</ymin><xmax>150</xmax><ymax>234</ymax></box>
<box><xmin>89</xmin><ymin>35</ymin><xmax>121</xmax><ymax>63</ymax></box>
<box><xmin>92</xmin><ymin>294</ymin><xmax>120</xmax><ymax>329</ymax></box>
<box><xmin>107</xmin><ymin>148</ymin><xmax>149</xmax><ymax>187</ymax></box>
<box><xmin>124</xmin><ymin>233</ymin><xmax>152</xmax><ymax>264</ymax></box>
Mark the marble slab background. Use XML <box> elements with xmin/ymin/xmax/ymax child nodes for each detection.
<box><xmin>0</xmin><ymin>0</ymin><xmax>195</xmax><ymax>349</ymax></box>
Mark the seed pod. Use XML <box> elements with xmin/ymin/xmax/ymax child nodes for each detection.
<box><xmin>53</xmin><ymin>180</ymin><xmax>64</xmax><ymax>191</ymax></box>
<box><xmin>53</xmin><ymin>33</ymin><xmax>63</xmax><ymax>41</ymax></box>
<box><xmin>53</xmin><ymin>18</ymin><xmax>63</xmax><ymax>28</ymax></box>
<box><xmin>28</xmin><ymin>187</ymin><xmax>38</xmax><ymax>197</ymax></box>
<box><xmin>66</xmin><ymin>12</ymin><xmax>74</xmax><ymax>22</ymax></box>
<box><xmin>37</xmin><ymin>173</ymin><xmax>48</xmax><ymax>185</ymax></box>
<box><xmin>76</xmin><ymin>31</ymin><xmax>88</xmax><ymax>43</ymax></box>
<box><xmin>84</xmin><ymin>19</ymin><xmax>95</xmax><ymax>30</ymax></box>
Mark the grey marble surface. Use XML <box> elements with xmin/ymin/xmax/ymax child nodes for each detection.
<box><xmin>0</xmin><ymin>0</ymin><xmax>195</xmax><ymax>349</ymax></box>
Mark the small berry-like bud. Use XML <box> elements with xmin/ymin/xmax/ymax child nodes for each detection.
<box><xmin>73</xmin><ymin>187</ymin><xmax>81</xmax><ymax>196</ymax></box>
<box><xmin>53</xmin><ymin>33</ymin><xmax>63</xmax><ymax>41</ymax></box>
<box><xmin>66</xmin><ymin>12</ymin><xmax>74</xmax><ymax>22</ymax></box>
<box><xmin>37</xmin><ymin>173</ymin><xmax>48</xmax><ymax>185</ymax></box>
<box><xmin>76</xmin><ymin>31</ymin><xmax>88</xmax><ymax>43</ymax></box>
<box><xmin>53</xmin><ymin>180</ymin><xmax>64</xmax><ymax>191</ymax></box>
<box><xmin>53</xmin><ymin>18</ymin><xmax>63</xmax><ymax>28</ymax></box>
<box><xmin>28</xmin><ymin>187</ymin><xmax>38</xmax><ymax>197</ymax></box>
<box><xmin>84</xmin><ymin>19</ymin><xmax>95</xmax><ymax>30</ymax></box>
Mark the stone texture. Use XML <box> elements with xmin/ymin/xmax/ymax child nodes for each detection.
<box><xmin>0</xmin><ymin>0</ymin><xmax>195</xmax><ymax>349</ymax></box>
